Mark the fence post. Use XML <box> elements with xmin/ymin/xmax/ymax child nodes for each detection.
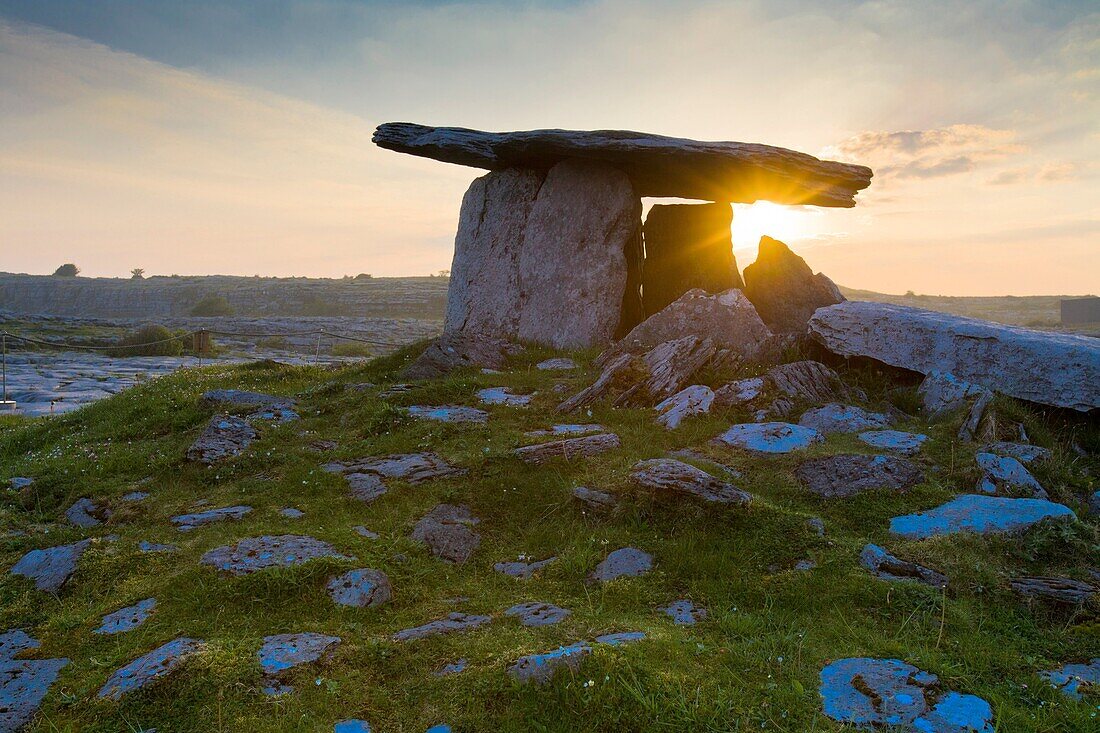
<box><xmin>2</xmin><ymin>332</ymin><xmax>7</xmax><ymax>405</ymax></box>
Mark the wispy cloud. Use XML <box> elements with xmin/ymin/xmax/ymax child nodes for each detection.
<box><xmin>828</xmin><ymin>124</ymin><xmax>1024</xmax><ymax>180</ymax></box>
<box><xmin>988</xmin><ymin>162</ymin><xmax>1079</xmax><ymax>186</ymax></box>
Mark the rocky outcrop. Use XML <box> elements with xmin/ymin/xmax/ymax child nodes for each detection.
<box><xmin>809</xmin><ymin>301</ymin><xmax>1100</xmax><ymax>412</ymax></box>
<box><xmin>742</xmin><ymin>237</ymin><xmax>844</xmax><ymax>333</ymax></box>
<box><xmin>640</xmin><ymin>203</ymin><xmax>742</xmax><ymax>315</ymax></box>
<box><xmin>372</xmin><ymin>123</ymin><xmax>873</xmax><ymax>206</ymax></box>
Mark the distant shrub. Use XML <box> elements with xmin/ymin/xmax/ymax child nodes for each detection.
<box><xmin>131</xmin><ymin>268</ymin><xmax>145</xmax><ymax>279</ymax></box>
<box><xmin>108</xmin><ymin>324</ymin><xmax>184</xmax><ymax>357</ymax></box>
<box><xmin>331</xmin><ymin>341</ymin><xmax>372</xmax><ymax>357</ymax></box>
<box><xmin>52</xmin><ymin>263</ymin><xmax>80</xmax><ymax>277</ymax></box>
<box><xmin>299</xmin><ymin>295</ymin><xmax>349</xmax><ymax>316</ymax></box>
<box><xmin>353</xmin><ymin>273</ymin><xmax>373</xmax><ymax>281</ymax></box>
<box><xmin>190</xmin><ymin>294</ymin><xmax>235</xmax><ymax>316</ymax></box>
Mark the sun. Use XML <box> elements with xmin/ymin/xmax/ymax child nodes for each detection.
<box><xmin>731</xmin><ymin>201</ymin><xmax>816</xmax><ymax>255</ymax></box>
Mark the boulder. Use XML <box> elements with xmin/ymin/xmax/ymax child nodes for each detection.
<box><xmin>975</xmin><ymin>453</ymin><xmax>1046</xmax><ymax>498</ymax></box>
<box><xmin>858</xmin><ymin>430</ymin><xmax>928</xmax><ymax>455</ymax></box>
<box><xmin>406</xmin><ymin>405</ymin><xmax>489</xmax><ymax>423</ymax></box>
<box><xmin>640</xmin><ymin>203</ymin><xmax>743</xmax><ymax>315</ymax></box>
<box><xmin>258</xmin><ymin>633</ymin><xmax>340</xmax><ymax>676</ymax></box>
<box><xmin>201</xmin><ymin>535</ymin><xmax>351</xmax><ymax>575</ymax></box>
<box><xmin>796</xmin><ymin>454</ymin><xmax>923</xmax><ymax>498</ymax></box>
<box><xmin>1041</xmin><ymin>659</ymin><xmax>1100</xmax><ymax>700</ymax></box>
<box><xmin>10</xmin><ymin>539</ymin><xmax>91</xmax><ymax>593</ymax></box>
<box><xmin>508</xmin><ymin>642</ymin><xmax>591</xmax><ymax>684</ymax></box>
<box><xmin>504</xmin><ymin>602</ymin><xmax>571</xmax><ymax>627</ymax></box>
<box><xmin>572</xmin><ymin>486</ymin><xmax>618</xmax><ymax>510</ymax></box>
<box><xmin>714</xmin><ymin>422</ymin><xmax>823</xmax><ymax>454</ymax></box>
<box><xmin>170</xmin><ymin>505</ymin><xmax>252</xmax><ymax>532</ymax></box>
<box><xmin>809</xmin><ymin>301</ymin><xmax>1100</xmax><ymax>412</ymax></box>
<box><xmin>372</xmin><ymin>123</ymin><xmax>873</xmax><ymax>207</ymax></box>
<box><xmin>659</xmin><ymin>600</ymin><xmax>707</xmax><ymax>625</ymax></box>
<box><xmin>65</xmin><ymin>497</ymin><xmax>111</xmax><ymax>528</ymax></box>
<box><xmin>95</xmin><ymin>599</ymin><xmax>156</xmax><ymax>635</ymax></box>
<box><xmin>1010</xmin><ymin>576</ymin><xmax>1096</xmax><ymax>605</ymax></box>
<box><xmin>981</xmin><ymin>441</ymin><xmax>1051</xmax><ymax>464</ymax></box>
<box><xmin>765</xmin><ymin>360</ymin><xmax>850</xmax><ymax>404</ymax></box>
<box><xmin>742</xmin><ymin>237</ymin><xmax>844</xmax><ymax>333</ymax></box>
<box><xmin>494</xmin><ymin>557</ymin><xmax>557</xmax><ymax>579</ymax></box>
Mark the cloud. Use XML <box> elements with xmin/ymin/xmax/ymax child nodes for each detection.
<box><xmin>828</xmin><ymin>124</ymin><xmax>1025</xmax><ymax>180</ymax></box>
<box><xmin>987</xmin><ymin>162</ymin><xmax>1079</xmax><ymax>185</ymax></box>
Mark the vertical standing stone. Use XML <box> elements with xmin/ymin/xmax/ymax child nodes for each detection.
<box><xmin>517</xmin><ymin>160</ymin><xmax>641</xmax><ymax>349</ymax></box>
<box><xmin>640</xmin><ymin>203</ymin><xmax>742</xmax><ymax>315</ymax></box>
<box><xmin>444</xmin><ymin>168</ymin><xmax>545</xmax><ymax>336</ymax></box>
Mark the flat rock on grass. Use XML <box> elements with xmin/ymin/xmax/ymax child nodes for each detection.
<box><xmin>589</xmin><ymin>547</ymin><xmax>653</xmax><ymax>582</ymax></box>
<box><xmin>334</xmin><ymin>719</ymin><xmax>374</xmax><ymax>732</ymax></box>
<box><xmin>324</xmin><ymin>453</ymin><xmax>465</xmax><ymax>484</ymax></box>
<box><xmin>504</xmin><ymin>602</ymin><xmax>571</xmax><ymax>627</ymax></box>
<box><xmin>247</xmin><ymin>405</ymin><xmax>300</xmax><ymax>423</ymax></box>
<box><xmin>654</xmin><ymin>385</ymin><xmax>714</xmax><ymax>429</ymax></box>
<box><xmin>11</xmin><ymin>539</ymin><xmax>91</xmax><ymax>593</ymax></box>
<box><xmin>410</xmin><ymin>504</ymin><xmax>481</xmax><ymax>564</ymax></box>
<box><xmin>65</xmin><ymin>498</ymin><xmax>112</xmax><ymax>528</ymax></box>
<box><xmin>508</xmin><ymin>642</ymin><xmax>591</xmax><ymax>684</ymax></box>
<box><xmin>859</xmin><ymin>544</ymin><xmax>947</xmax><ymax>588</ymax></box>
<box><xmin>975</xmin><ymin>453</ymin><xmax>1046</xmax><ymax>498</ymax></box>
<box><xmin>890</xmin><ymin>495</ymin><xmax>1076</xmax><ymax>539</ymax></box>
<box><xmin>392</xmin><ymin>612</ymin><xmax>492</xmax><ymax>642</ymax></box>
<box><xmin>0</xmin><ymin>631</ymin><xmax>69</xmax><ymax>733</ymax></box>
<box><xmin>477</xmin><ymin>387</ymin><xmax>532</xmax><ymax>406</ymax></box>
<box><xmin>0</xmin><ymin>630</ymin><xmax>39</xmax><ymax>658</ymax></box>
<box><xmin>630</xmin><ymin>459</ymin><xmax>751</xmax><ymax>505</ymax></box>
<box><xmin>1009</xmin><ymin>576</ymin><xmax>1096</xmax><ymax>605</ymax></box>
<box><xmin>201</xmin><ymin>390</ymin><xmax>294</xmax><ymax>409</ymax></box>
<box><xmin>524</xmin><ymin>424</ymin><xmax>605</xmax><ymax>438</ymax></box>
<box><xmin>858</xmin><ymin>430</ymin><xmax>928</xmax><ymax>455</ymax></box>
<box><xmin>187</xmin><ymin>415</ymin><xmax>257</xmax><ymax>463</ymax></box>
<box><xmin>345</xmin><ymin>473</ymin><xmax>388</xmax><ymax>504</ymax></box>
<box><xmin>798</xmin><ymin>403</ymin><xmax>889</xmax><ymax>434</ymax></box>
<box><xmin>95</xmin><ymin>598</ymin><xmax>156</xmax><ymax>635</ymax></box>
<box><xmin>981</xmin><ymin>441</ymin><xmax>1051</xmax><ymax>464</ymax></box>
<box><xmin>258</xmin><ymin>633</ymin><xmax>340</xmax><ymax>675</ymax></box>
<box><xmin>201</xmin><ymin>535</ymin><xmax>352</xmax><ymax>575</ymax></box>
<box><xmin>327</xmin><ymin>569</ymin><xmax>392</xmax><ymax>608</ymax></box>
<box><xmin>796</xmin><ymin>454</ymin><xmax>923</xmax><ymax>498</ymax></box>
<box><xmin>714</xmin><ymin>422</ymin><xmax>823</xmax><ymax>454</ymax></box>
<box><xmin>494</xmin><ymin>557</ymin><xmax>556</xmax><ymax>579</ymax></box>
<box><xmin>1041</xmin><ymin>658</ymin><xmax>1100</xmax><ymax>700</ymax></box>
<box><xmin>514</xmin><ymin>433</ymin><xmax>621</xmax><ymax>464</ymax></box>
<box><xmin>537</xmin><ymin>358</ymin><xmax>577</xmax><ymax>371</ymax></box>
<box><xmin>572</xmin><ymin>486</ymin><xmax>618</xmax><ymax>510</ymax></box>
<box><xmin>171</xmin><ymin>505</ymin><xmax>252</xmax><ymax>532</ymax></box>
<box><xmin>406</xmin><ymin>405</ymin><xmax>489</xmax><ymax>423</ymax></box>
<box><xmin>98</xmin><ymin>637</ymin><xmax>204</xmax><ymax>700</ymax></box>
<box><xmin>819</xmin><ymin>657</ymin><xmax>993</xmax><ymax>732</ymax></box>
<box><xmin>659</xmin><ymin>599</ymin><xmax>707</xmax><ymax>625</ymax></box>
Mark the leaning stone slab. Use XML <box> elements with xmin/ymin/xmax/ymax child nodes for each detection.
<box><xmin>1041</xmin><ymin>658</ymin><xmax>1100</xmax><ymax>700</ymax></box>
<box><xmin>796</xmin><ymin>454</ymin><xmax>923</xmax><ymax>498</ymax></box>
<box><xmin>820</xmin><ymin>657</ymin><xmax>993</xmax><ymax>731</ymax></box>
<box><xmin>630</xmin><ymin>459</ymin><xmax>751</xmax><ymax>505</ymax></box>
<box><xmin>410</xmin><ymin>504</ymin><xmax>481</xmax><ymax>564</ymax></box>
<box><xmin>171</xmin><ymin>505</ymin><xmax>252</xmax><ymax>532</ymax></box>
<box><xmin>809</xmin><ymin>302</ymin><xmax>1100</xmax><ymax>412</ymax></box>
<box><xmin>504</xmin><ymin>602</ymin><xmax>571</xmax><ymax>627</ymax></box>
<box><xmin>98</xmin><ymin>637</ymin><xmax>204</xmax><ymax>700</ymax></box>
<box><xmin>589</xmin><ymin>547</ymin><xmax>653</xmax><ymax>583</ymax></box>
<box><xmin>201</xmin><ymin>389</ymin><xmax>294</xmax><ymax>409</ymax></box>
<box><xmin>406</xmin><ymin>405</ymin><xmax>489</xmax><ymax>423</ymax></box>
<box><xmin>654</xmin><ymin>385</ymin><xmax>714</xmax><ymax>430</ymax></box>
<box><xmin>975</xmin><ymin>453</ymin><xmax>1046</xmax><ymax>498</ymax></box>
<box><xmin>981</xmin><ymin>441</ymin><xmax>1051</xmax><ymax>464</ymax></box>
<box><xmin>477</xmin><ymin>387</ymin><xmax>532</xmax><ymax>406</ymax></box>
<box><xmin>494</xmin><ymin>557</ymin><xmax>556</xmax><ymax>579</ymax></box>
<box><xmin>659</xmin><ymin>599</ymin><xmax>707</xmax><ymax>625</ymax></box>
<box><xmin>0</xmin><ymin>654</ymin><xmax>69</xmax><ymax>731</ymax></box>
<box><xmin>858</xmin><ymin>430</ymin><xmax>928</xmax><ymax>455</ymax></box>
<box><xmin>186</xmin><ymin>415</ymin><xmax>257</xmax><ymax>463</ymax></box>
<box><xmin>324</xmin><ymin>453</ymin><xmax>465</xmax><ymax>484</ymax></box>
<box><xmin>798</xmin><ymin>403</ymin><xmax>889</xmax><ymax>434</ymax></box>
<box><xmin>392</xmin><ymin>612</ymin><xmax>492</xmax><ymax>642</ymax></box>
<box><xmin>201</xmin><ymin>535</ymin><xmax>351</xmax><ymax>575</ymax></box>
<box><xmin>10</xmin><ymin>539</ymin><xmax>91</xmax><ymax>593</ymax></box>
<box><xmin>514</xmin><ymin>433</ymin><xmax>621</xmax><ymax>464</ymax></box>
<box><xmin>860</xmin><ymin>544</ymin><xmax>947</xmax><ymax>588</ymax></box>
<box><xmin>65</xmin><ymin>497</ymin><xmax>111</xmax><ymax>528</ymax></box>
<box><xmin>890</xmin><ymin>495</ymin><xmax>1075</xmax><ymax>539</ymax></box>
<box><xmin>1009</xmin><ymin>576</ymin><xmax>1096</xmax><ymax>605</ymax></box>
<box><xmin>258</xmin><ymin>633</ymin><xmax>340</xmax><ymax>675</ymax></box>
<box><xmin>327</xmin><ymin>569</ymin><xmax>392</xmax><ymax>608</ymax></box>
<box><xmin>714</xmin><ymin>422</ymin><xmax>823</xmax><ymax>454</ymax></box>
<box><xmin>95</xmin><ymin>598</ymin><xmax>156</xmax><ymax>635</ymax></box>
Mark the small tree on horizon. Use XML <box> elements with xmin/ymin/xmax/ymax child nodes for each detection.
<box><xmin>52</xmin><ymin>263</ymin><xmax>80</xmax><ymax>277</ymax></box>
<box><xmin>131</xmin><ymin>268</ymin><xmax>145</xmax><ymax>280</ymax></box>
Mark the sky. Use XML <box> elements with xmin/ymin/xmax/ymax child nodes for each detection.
<box><xmin>0</xmin><ymin>0</ymin><xmax>1097</xmax><ymax>295</ymax></box>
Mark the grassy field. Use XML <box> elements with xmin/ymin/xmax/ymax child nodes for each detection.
<box><xmin>0</xmin><ymin>344</ymin><xmax>1097</xmax><ymax>732</ymax></box>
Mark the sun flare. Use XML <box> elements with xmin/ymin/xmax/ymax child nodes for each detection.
<box><xmin>731</xmin><ymin>201</ymin><xmax>816</xmax><ymax>254</ymax></box>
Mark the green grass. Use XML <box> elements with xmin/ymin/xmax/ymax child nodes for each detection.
<box><xmin>1</xmin><ymin>346</ymin><xmax>1098</xmax><ymax>732</ymax></box>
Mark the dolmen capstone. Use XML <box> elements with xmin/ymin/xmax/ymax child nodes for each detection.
<box><xmin>373</xmin><ymin>122</ymin><xmax>871</xmax><ymax>350</ymax></box>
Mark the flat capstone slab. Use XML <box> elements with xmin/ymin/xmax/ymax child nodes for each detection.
<box><xmin>477</xmin><ymin>387</ymin><xmax>532</xmax><ymax>406</ymax></box>
<box><xmin>201</xmin><ymin>535</ymin><xmax>352</xmax><ymax>575</ymax></box>
<box><xmin>858</xmin><ymin>430</ymin><xmax>928</xmax><ymax>455</ymax></box>
<box><xmin>0</xmin><ymin>652</ymin><xmax>69</xmax><ymax>732</ymax></box>
<box><xmin>406</xmin><ymin>405</ymin><xmax>489</xmax><ymax>423</ymax></box>
<box><xmin>1041</xmin><ymin>658</ymin><xmax>1100</xmax><ymax>700</ymax></box>
<box><xmin>171</xmin><ymin>505</ymin><xmax>252</xmax><ymax>532</ymax></box>
<box><xmin>537</xmin><ymin>358</ymin><xmax>577</xmax><ymax>371</ymax></box>
<box><xmin>392</xmin><ymin>612</ymin><xmax>491</xmax><ymax>642</ymax></box>
<box><xmin>258</xmin><ymin>633</ymin><xmax>341</xmax><ymax>675</ymax></box>
<box><xmin>714</xmin><ymin>422</ymin><xmax>823</xmax><ymax>454</ymax></box>
<box><xmin>494</xmin><ymin>557</ymin><xmax>556</xmax><ymax>579</ymax></box>
<box><xmin>334</xmin><ymin>721</ymin><xmax>372</xmax><ymax>733</ymax></box>
<box><xmin>11</xmin><ymin>539</ymin><xmax>91</xmax><ymax>593</ymax></box>
<box><xmin>799</xmin><ymin>403</ymin><xmax>890</xmax><ymax>434</ymax></box>
<box><xmin>95</xmin><ymin>598</ymin><xmax>156</xmax><ymax>635</ymax></box>
<box><xmin>981</xmin><ymin>441</ymin><xmax>1051</xmax><ymax>464</ymax></box>
<box><xmin>590</xmin><ymin>547</ymin><xmax>653</xmax><ymax>583</ymax></box>
<box><xmin>327</xmin><ymin>569</ymin><xmax>392</xmax><ymax>608</ymax></box>
<box><xmin>820</xmin><ymin>657</ymin><xmax>993</xmax><ymax>731</ymax></box>
<box><xmin>660</xmin><ymin>600</ymin><xmax>707</xmax><ymax>625</ymax></box>
<box><xmin>890</xmin><ymin>494</ymin><xmax>1076</xmax><ymax>539</ymax></box>
<box><xmin>505</xmin><ymin>602</ymin><xmax>571</xmax><ymax>627</ymax></box>
<box><xmin>98</xmin><ymin>637</ymin><xmax>204</xmax><ymax>700</ymax></box>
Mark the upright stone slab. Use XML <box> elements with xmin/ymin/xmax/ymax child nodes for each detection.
<box><xmin>743</xmin><ymin>236</ymin><xmax>844</xmax><ymax>333</ymax></box>
<box><xmin>444</xmin><ymin>168</ymin><xmax>545</xmax><ymax>335</ymax></box>
<box><xmin>516</xmin><ymin>159</ymin><xmax>641</xmax><ymax>349</ymax></box>
<box><xmin>640</xmin><ymin>203</ymin><xmax>742</xmax><ymax>315</ymax></box>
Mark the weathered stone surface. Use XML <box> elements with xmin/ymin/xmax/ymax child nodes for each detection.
<box><xmin>247</xmin><ymin>405</ymin><xmax>300</xmax><ymax>423</ymax></box>
<box><xmin>508</xmin><ymin>642</ymin><xmax>591</xmax><ymax>684</ymax></box>
<box><xmin>819</xmin><ymin>657</ymin><xmax>993</xmax><ymax>732</ymax></box>
<box><xmin>345</xmin><ymin>473</ymin><xmax>388</xmax><ymax>504</ymax></box>
<box><xmin>537</xmin><ymin>357</ymin><xmax>577</xmax><ymax>371</ymax></box>
<box><xmin>590</xmin><ymin>547</ymin><xmax>653</xmax><ymax>582</ymax></box>
<box><xmin>981</xmin><ymin>441</ymin><xmax>1051</xmax><ymax>464</ymax></box>
<box><xmin>860</xmin><ymin>544</ymin><xmax>947</xmax><ymax>588</ymax></box>
<box><xmin>975</xmin><ymin>453</ymin><xmax>1045</xmax><ymax>498</ymax></box>
<box><xmin>410</xmin><ymin>504</ymin><xmax>481</xmax><ymax>564</ymax></box>
<box><xmin>324</xmin><ymin>453</ymin><xmax>465</xmax><ymax>485</ymax></box>
<box><xmin>525</xmin><ymin>424</ymin><xmax>605</xmax><ymax>438</ymax></box>
<box><xmin>171</xmin><ymin>505</ymin><xmax>252</xmax><ymax>532</ymax></box>
<box><xmin>1041</xmin><ymin>658</ymin><xmax>1100</xmax><ymax>700</ymax></box>
<box><xmin>1090</xmin><ymin>491</ymin><xmax>1100</xmax><ymax>518</ymax></box>
<box><xmin>742</xmin><ymin>237</ymin><xmax>844</xmax><ymax>333</ymax></box>
<box><xmin>327</xmin><ymin>569</ymin><xmax>392</xmax><ymax>608</ymax></box>
<box><xmin>0</xmin><ymin>653</ymin><xmax>69</xmax><ymax>731</ymax></box>
<box><xmin>890</xmin><ymin>495</ymin><xmax>1076</xmax><ymax>539</ymax></box>
<box><xmin>201</xmin><ymin>389</ymin><xmax>293</xmax><ymax>409</ymax></box>
<box><xmin>631</xmin><ymin>459</ymin><xmax>751</xmax><ymax>505</ymax></box>
<box><xmin>444</xmin><ymin>167</ymin><xmax>545</xmax><ymax>336</ymax></box>
<box><xmin>797</xmin><ymin>454</ymin><xmax>923</xmax><ymax>499</ymax></box>
<box><xmin>858</xmin><ymin>430</ymin><xmax>928</xmax><ymax>455</ymax></box>
<box><xmin>258</xmin><ymin>633</ymin><xmax>340</xmax><ymax>675</ymax></box>
<box><xmin>809</xmin><ymin>302</ymin><xmax>1100</xmax><ymax>412</ymax></box>
<box><xmin>65</xmin><ymin>497</ymin><xmax>111</xmax><ymax>528</ymax></box>
<box><xmin>406</xmin><ymin>405</ymin><xmax>489</xmax><ymax>423</ymax></box>
<box><xmin>201</xmin><ymin>535</ymin><xmax>351</xmax><ymax>575</ymax></box>
<box><xmin>659</xmin><ymin>599</ymin><xmax>707</xmax><ymax>625</ymax></box>
<box><xmin>572</xmin><ymin>486</ymin><xmax>618</xmax><ymax>510</ymax></box>
<box><xmin>799</xmin><ymin>403</ymin><xmax>890</xmax><ymax>434</ymax></box>
<box><xmin>0</xmin><ymin>630</ymin><xmax>39</xmax><ymax>658</ymax></box>
<box><xmin>514</xmin><ymin>433</ymin><xmax>621</xmax><ymax>464</ymax></box>
<box><xmin>505</xmin><ymin>602</ymin><xmax>571</xmax><ymax>627</ymax></box>
<box><xmin>516</xmin><ymin>160</ymin><xmax>640</xmax><ymax>349</ymax></box>
<box><xmin>186</xmin><ymin>415</ymin><xmax>257</xmax><ymax>463</ymax></box>
<box><xmin>10</xmin><ymin>539</ymin><xmax>91</xmax><ymax>593</ymax></box>
<box><xmin>655</xmin><ymin>385</ymin><xmax>714</xmax><ymax>429</ymax></box>
<box><xmin>640</xmin><ymin>203</ymin><xmax>742</xmax><ymax>316</ymax></box>
<box><xmin>1009</xmin><ymin>576</ymin><xmax>1096</xmax><ymax>605</ymax></box>
<box><xmin>477</xmin><ymin>387</ymin><xmax>532</xmax><ymax>406</ymax></box>
<box><xmin>95</xmin><ymin>598</ymin><xmax>156</xmax><ymax>635</ymax></box>
<box><xmin>714</xmin><ymin>377</ymin><xmax>765</xmax><ymax>406</ymax></box>
<box><xmin>918</xmin><ymin>371</ymin><xmax>991</xmax><ymax>418</ymax></box>
<box><xmin>768</xmin><ymin>360</ymin><xmax>849</xmax><ymax>404</ymax></box>
<box><xmin>401</xmin><ymin>333</ymin><xmax>522</xmax><ymax>380</ymax></box>
<box><xmin>372</xmin><ymin>123</ymin><xmax>873</xmax><ymax>207</ymax></box>
<box><xmin>98</xmin><ymin>637</ymin><xmax>204</xmax><ymax>700</ymax></box>
<box><xmin>714</xmin><ymin>422</ymin><xmax>824</xmax><ymax>454</ymax></box>
<box><xmin>392</xmin><ymin>612</ymin><xmax>491</xmax><ymax>642</ymax></box>
<box><xmin>494</xmin><ymin>557</ymin><xmax>556</xmax><ymax>579</ymax></box>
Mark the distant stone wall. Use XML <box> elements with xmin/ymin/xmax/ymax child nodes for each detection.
<box><xmin>0</xmin><ymin>274</ymin><xmax>448</xmax><ymax>319</ymax></box>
